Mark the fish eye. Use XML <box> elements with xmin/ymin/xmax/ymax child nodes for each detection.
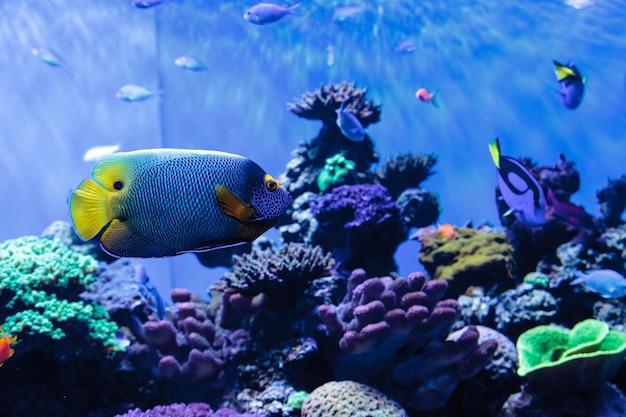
<box><xmin>266</xmin><ymin>180</ymin><xmax>278</xmax><ymax>192</ymax></box>
<box><xmin>114</xmin><ymin>181</ymin><xmax>124</xmax><ymax>190</ymax></box>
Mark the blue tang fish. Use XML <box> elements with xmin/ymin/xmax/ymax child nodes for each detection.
<box><xmin>553</xmin><ymin>60</ymin><xmax>586</xmax><ymax>110</ymax></box>
<box><xmin>69</xmin><ymin>149</ymin><xmax>292</xmax><ymax>258</ymax></box>
<box><xmin>243</xmin><ymin>2</ymin><xmax>300</xmax><ymax>25</ymax></box>
<box><xmin>336</xmin><ymin>102</ymin><xmax>365</xmax><ymax>142</ymax></box>
<box><xmin>570</xmin><ymin>269</ymin><xmax>626</xmax><ymax>299</ymax></box>
<box><xmin>489</xmin><ymin>138</ymin><xmax>546</xmax><ymax>226</ymax></box>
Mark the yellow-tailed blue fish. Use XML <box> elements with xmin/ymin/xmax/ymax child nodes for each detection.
<box><xmin>69</xmin><ymin>148</ymin><xmax>292</xmax><ymax>258</ymax></box>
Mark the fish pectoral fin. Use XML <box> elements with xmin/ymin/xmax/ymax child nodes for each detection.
<box><xmin>70</xmin><ymin>179</ymin><xmax>114</xmax><ymax>240</ymax></box>
<box><xmin>100</xmin><ymin>219</ymin><xmax>140</xmax><ymax>258</ymax></box>
<box><xmin>216</xmin><ymin>184</ymin><xmax>255</xmax><ymax>223</ymax></box>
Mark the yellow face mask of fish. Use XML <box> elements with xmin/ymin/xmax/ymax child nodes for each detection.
<box><xmin>69</xmin><ymin>149</ymin><xmax>292</xmax><ymax>258</ymax></box>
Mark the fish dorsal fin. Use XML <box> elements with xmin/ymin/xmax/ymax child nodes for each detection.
<box><xmin>488</xmin><ymin>138</ymin><xmax>501</xmax><ymax>169</ymax></box>
<box><xmin>216</xmin><ymin>185</ymin><xmax>255</xmax><ymax>223</ymax></box>
<box><xmin>553</xmin><ymin>61</ymin><xmax>576</xmax><ymax>81</ymax></box>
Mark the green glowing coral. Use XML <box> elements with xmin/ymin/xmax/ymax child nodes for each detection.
<box><xmin>517</xmin><ymin>319</ymin><xmax>626</xmax><ymax>392</ymax></box>
<box><xmin>0</xmin><ymin>236</ymin><xmax>123</xmax><ymax>354</ymax></box>
<box><xmin>287</xmin><ymin>390</ymin><xmax>309</xmax><ymax>410</ymax></box>
<box><xmin>316</xmin><ymin>153</ymin><xmax>356</xmax><ymax>192</ymax></box>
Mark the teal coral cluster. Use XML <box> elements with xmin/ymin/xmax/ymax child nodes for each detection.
<box><xmin>316</xmin><ymin>153</ymin><xmax>356</xmax><ymax>192</ymax></box>
<box><xmin>0</xmin><ymin>236</ymin><xmax>123</xmax><ymax>356</ymax></box>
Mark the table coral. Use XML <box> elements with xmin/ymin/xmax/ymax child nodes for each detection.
<box><xmin>317</xmin><ymin>269</ymin><xmax>497</xmax><ymax>411</ymax></box>
<box><xmin>301</xmin><ymin>380</ymin><xmax>408</xmax><ymax>417</ymax></box>
<box><xmin>516</xmin><ymin>318</ymin><xmax>626</xmax><ymax>393</ymax></box>
<box><xmin>418</xmin><ymin>226</ymin><xmax>516</xmax><ymax>297</ymax></box>
<box><xmin>312</xmin><ymin>183</ymin><xmax>406</xmax><ymax>276</ymax></box>
<box><xmin>0</xmin><ymin>236</ymin><xmax>122</xmax><ymax>359</ymax></box>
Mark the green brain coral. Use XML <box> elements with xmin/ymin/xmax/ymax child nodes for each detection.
<box><xmin>517</xmin><ymin>319</ymin><xmax>626</xmax><ymax>392</ymax></box>
<box><xmin>317</xmin><ymin>153</ymin><xmax>356</xmax><ymax>192</ymax></box>
<box><xmin>0</xmin><ymin>236</ymin><xmax>123</xmax><ymax>353</ymax></box>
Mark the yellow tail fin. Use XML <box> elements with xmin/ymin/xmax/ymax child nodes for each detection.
<box><xmin>69</xmin><ymin>179</ymin><xmax>114</xmax><ymax>240</ymax></box>
<box><xmin>488</xmin><ymin>138</ymin><xmax>501</xmax><ymax>169</ymax></box>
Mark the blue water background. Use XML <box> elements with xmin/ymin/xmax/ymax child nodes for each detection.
<box><xmin>0</xmin><ymin>0</ymin><xmax>624</xmax><ymax>297</ymax></box>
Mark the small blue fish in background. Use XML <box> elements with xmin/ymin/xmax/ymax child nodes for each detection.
<box><xmin>32</xmin><ymin>46</ymin><xmax>73</xmax><ymax>71</ymax></box>
<box><xmin>332</xmin><ymin>6</ymin><xmax>365</xmax><ymax>23</ymax></box>
<box><xmin>116</xmin><ymin>84</ymin><xmax>162</xmax><ymax>102</ymax></box>
<box><xmin>83</xmin><ymin>144</ymin><xmax>121</xmax><ymax>162</ymax></box>
<box><xmin>134</xmin><ymin>263</ymin><xmax>167</xmax><ymax>319</ymax></box>
<box><xmin>243</xmin><ymin>2</ymin><xmax>301</xmax><ymax>25</ymax></box>
<box><xmin>132</xmin><ymin>0</ymin><xmax>180</xmax><ymax>9</ymax></box>
<box><xmin>174</xmin><ymin>55</ymin><xmax>207</xmax><ymax>71</ymax></box>
<box><xmin>552</xmin><ymin>60</ymin><xmax>586</xmax><ymax>110</ymax></box>
<box><xmin>336</xmin><ymin>101</ymin><xmax>365</xmax><ymax>142</ymax></box>
<box><xmin>488</xmin><ymin>138</ymin><xmax>546</xmax><ymax>226</ymax></box>
<box><xmin>394</xmin><ymin>40</ymin><xmax>415</xmax><ymax>54</ymax></box>
<box><xmin>570</xmin><ymin>269</ymin><xmax>626</xmax><ymax>299</ymax></box>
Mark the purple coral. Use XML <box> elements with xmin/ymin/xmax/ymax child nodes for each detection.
<box><xmin>312</xmin><ymin>183</ymin><xmax>406</xmax><ymax>276</ymax></box>
<box><xmin>113</xmin><ymin>403</ymin><xmax>263</xmax><ymax>417</ymax></box>
<box><xmin>317</xmin><ymin>269</ymin><xmax>497</xmax><ymax>411</ymax></box>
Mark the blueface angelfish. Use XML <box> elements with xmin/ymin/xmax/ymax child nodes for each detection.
<box><xmin>553</xmin><ymin>60</ymin><xmax>586</xmax><ymax>110</ymax></box>
<box><xmin>69</xmin><ymin>149</ymin><xmax>293</xmax><ymax>258</ymax></box>
<box><xmin>570</xmin><ymin>269</ymin><xmax>626</xmax><ymax>299</ymax></box>
<box><xmin>488</xmin><ymin>138</ymin><xmax>546</xmax><ymax>227</ymax></box>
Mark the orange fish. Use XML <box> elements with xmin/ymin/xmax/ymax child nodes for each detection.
<box><xmin>437</xmin><ymin>223</ymin><xmax>455</xmax><ymax>239</ymax></box>
<box><xmin>415</xmin><ymin>88</ymin><xmax>439</xmax><ymax>108</ymax></box>
<box><xmin>0</xmin><ymin>326</ymin><xmax>16</xmax><ymax>367</ymax></box>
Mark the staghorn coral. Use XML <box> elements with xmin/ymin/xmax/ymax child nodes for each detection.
<box><xmin>0</xmin><ymin>236</ymin><xmax>122</xmax><ymax>359</ymax></box>
<box><xmin>375</xmin><ymin>152</ymin><xmax>438</xmax><ymax>199</ymax></box>
<box><xmin>312</xmin><ymin>183</ymin><xmax>406</xmax><ymax>276</ymax></box>
<box><xmin>223</xmin><ymin>242</ymin><xmax>335</xmax><ymax>299</ymax></box>
<box><xmin>301</xmin><ymin>381</ymin><xmax>408</xmax><ymax>417</ymax></box>
<box><xmin>286</xmin><ymin>81</ymin><xmax>381</xmax><ymax>128</ymax></box>
<box><xmin>418</xmin><ymin>226</ymin><xmax>516</xmax><ymax>298</ymax></box>
<box><xmin>317</xmin><ymin>269</ymin><xmax>497</xmax><ymax>411</ymax></box>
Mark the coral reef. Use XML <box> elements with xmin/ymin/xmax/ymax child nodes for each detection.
<box><xmin>317</xmin><ymin>269</ymin><xmax>497</xmax><ymax>411</ymax></box>
<box><xmin>312</xmin><ymin>183</ymin><xmax>406</xmax><ymax>276</ymax></box>
<box><xmin>418</xmin><ymin>226</ymin><xmax>516</xmax><ymax>297</ymax></box>
<box><xmin>597</xmin><ymin>174</ymin><xmax>626</xmax><ymax>228</ymax></box>
<box><xmin>223</xmin><ymin>242</ymin><xmax>335</xmax><ymax>299</ymax></box>
<box><xmin>396</xmin><ymin>188</ymin><xmax>441</xmax><ymax>230</ymax></box>
<box><xmin>301</xmin><ymin>380</ymin><xmax>408</xmax><ymax>417</ymax></box>
<box><xmin>375</xmin><ymin>152</ymin><xmax>438</xmax><ymax>199</ymax></box>
<box><xmin>114</xmin><ymin>403</ymin><xmax>264</xmax><ymax>417</ymax></box>
<box><xmin>0</xmin><ymin>236</ymin><xmax>122</xmax><ymax>359</ymax></box>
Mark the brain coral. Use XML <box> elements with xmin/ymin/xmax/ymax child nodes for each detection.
<box><xmin>301</xmin><ymin>381</ymin><xmax>407</xmax><ymax>417</ymax></box>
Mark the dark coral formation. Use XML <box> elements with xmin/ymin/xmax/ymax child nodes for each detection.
<box><xmin>223</xmin><ymin>242</ymin><xmax>335</xmax><ymax>299</ymax></box>
<box><xmin>597</xmin><ymin>174</ymin><xmax>626</xmax><ymax>228</ymax></box>
<box><xmin>114</xmin><ymin>402</ymin><xmax>264</xmax><ymax>417</ymax></box>
<box><xmin>317</xmin><ymin>269</ymin><xmax>498</xmax><ymax>411</ymax></box>
<box><xmin>312</xmin><ymin>183</ymin><xmax>406</xmax><ymax>276</ymax></box>
<box><xmin>375</xmin><ymin>152</ymin><xmax>438</xmax><ymax>199</ymax></box>
<box><xmin>397</xmin><ymin>188</ymin><xmax>441</xmax><ymax>230</ymax></box>
<box><xmin>286</xmin><ymin>81</ymin><xmax>381</xmax><ymax>128</ymax></box>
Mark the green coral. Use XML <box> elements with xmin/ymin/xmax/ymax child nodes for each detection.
<box><xmin>0</xmin><ymin>236</ymin><xmax>123</xmax><ymax>354</ymax></box>
<box><xmin>317</xmin><ymin>153</ymin><xmax>356</xmax><ymax>192</ymax></box>
<box><xmin>517</xmin><ymin>319</ymin><xmax>626</xmax><ymax>392</ymax></box>
<box><xmin>522</xmin><ymin>272</ymin><xmax>549</xmax><ymax>289</ymax></box>
<box><xmin>287</xmin><ymin>390</ymin><xmax>309</xmax><ymax>409</ymax></box>
<box><xmin>418</xmin><ymin>227</ymin><xmax>515</xmax><ymax>297</ymax></box>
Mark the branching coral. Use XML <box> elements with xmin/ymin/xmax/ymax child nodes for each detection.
<box><xmin>223</xmin><ymin>242</ymin><xmax>335</xmax><ymax>299</ymax></box>
<box><xmin>375</xmin><ymin>152</ymin><xmax>438</xmax><ymax>199</ymax></box>
<box><xmin>317</xmin><ymin>269</ymin><xmax>497</xmax><ymax>411</ymax></box>
<box><xmin>0</xmin><ymin>236</ymin><xmax>122</xmax><ymax>359</ymax></box>
<box><xmin>286</xmin><ymin>81</ymin><xmax>381</xmax><ymax>128</ymax></box>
